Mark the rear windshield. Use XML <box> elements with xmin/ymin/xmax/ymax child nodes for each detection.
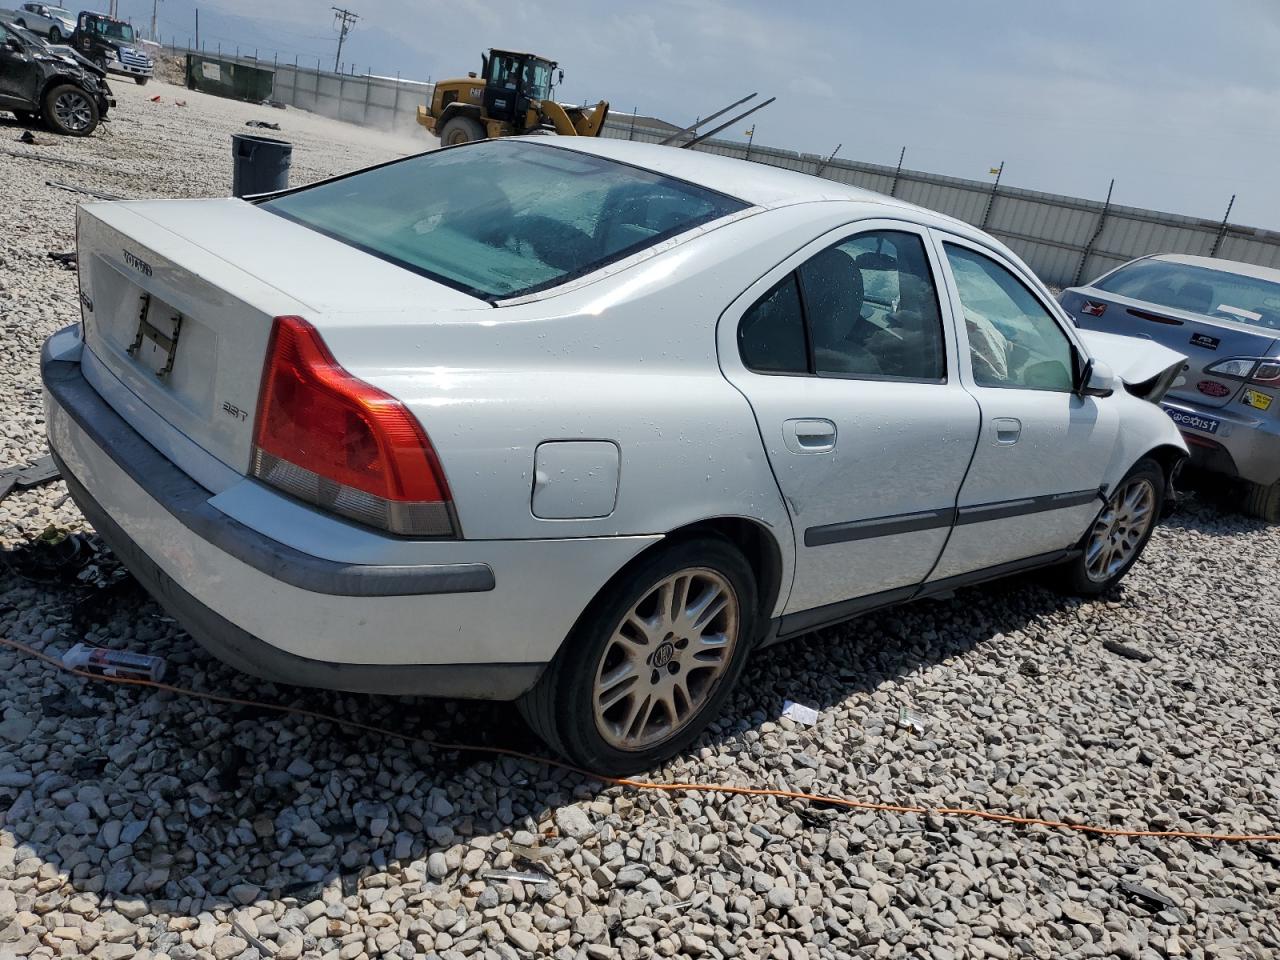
<box><xmin>1096</xmin><ymin>259</ymin><xmax>1280</xmax><ymax>331</ymax></box>
<box><xmin>261</xmin><ymin>140</ymin><xmax>747</xmax><ymax>301</ymax></box>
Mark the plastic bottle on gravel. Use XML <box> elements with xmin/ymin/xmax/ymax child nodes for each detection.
<box><xmin>61</xmin><ymin>643</ymin><xmax>166</xmax><ymax>682</ymax></box>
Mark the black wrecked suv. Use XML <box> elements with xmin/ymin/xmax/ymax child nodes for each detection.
<box><xmin>0</xmin><ymin>20</ymin><xmax>112</xmax><ymax>135</ymax></box>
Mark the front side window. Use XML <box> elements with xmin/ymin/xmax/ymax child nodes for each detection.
<box><xmin>524</xmin><ymin>61</ymin><xmax>553</xmax><ymax>100</ymax></box>
<box><xmin>944</xmin><ymin>244</ymin><xmax>1074</xmax><ymax>391</ymax></box>
<box><xmin>262</xmin><ymin>140</ymin><xmax>746</xmax><ymax>301</ymax></box>
<box><xmin>799</xmin><ymin>230</ymin><xmax>946</xmax><ymax>381</ymax></box>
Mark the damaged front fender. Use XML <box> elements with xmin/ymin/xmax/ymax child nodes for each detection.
<box><xmin>1078</xmin><ymin>329</ymin><xmax>1186</xmax><ymax>402</ymax></box>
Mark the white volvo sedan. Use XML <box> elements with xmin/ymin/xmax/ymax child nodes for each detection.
<box><xmin>44</xmin><ymin>138</ymin><xmax>1187</xmax><ymax>773</ymax></box>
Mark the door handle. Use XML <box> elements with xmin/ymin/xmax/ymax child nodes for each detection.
<box><xmin>993</xmin><ymin>417</ymin><xmax>1022</xmax><ymax>444</ymax></box>
<box><xmin>784</xmin><ymin>418</ymin><xmax>837</xmax><ymax>454</ymax></box>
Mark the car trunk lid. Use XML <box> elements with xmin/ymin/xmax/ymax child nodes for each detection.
<box><xmin>76</xmin><ymin>199</ymin><xmax>486</xmax><ymax>475</ymax></box>
<box><xmin>1062</xmin><ymin>286</ymin><xmax>1278</xmax><ymax>408</ymax></box>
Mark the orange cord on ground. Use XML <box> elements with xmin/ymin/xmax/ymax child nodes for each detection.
<box><xmin>4</xmin><ymin>634</ymin><xmax>1278</xmax><ymax>845</ymax></box>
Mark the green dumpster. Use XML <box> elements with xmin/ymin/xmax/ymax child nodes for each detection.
<box><xmin>186</xmin><ymin>54</ymin><xmax>275</xmax><ymax>103</ymax></box>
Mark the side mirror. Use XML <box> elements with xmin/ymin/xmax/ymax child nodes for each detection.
<box><xmin>558</xmin><ymin>69</ymin><xmax>564</xmax><ymax>83</ymax></box>
<box><xmin>1080</xmin><ymin>358</ymin><xmax>1116</xmax><ymax>398</ymax></box>
<box><xmin>3</xmin><ymin>37</ymin><xmax>21</xmax><ymax>53</ymax></box>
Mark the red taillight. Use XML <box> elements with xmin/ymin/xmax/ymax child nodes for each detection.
<box><xmin>1251</xmin><ymin>361</ymin><xmax>1280</xmax><ymax>385</ymax></box>
<box><xmin>251</xmin><ymin>315</ymin><xmax>455</xmax><ymax>537</ymax></box>
<box><xmin>1081</xmin><ymin>300</ymin><xmax>1107</xmax><ymax>317</ymax></box>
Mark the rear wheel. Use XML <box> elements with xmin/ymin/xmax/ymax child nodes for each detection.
<box><xmin>42</xmin><ymin>83</ymin><xmax>99</xmax><ymax>136</ymax></box>
<box><xmin>1245</xmin><ymin>479</ymin><xmax>1280</xmax><ymax>522</ymax></box>
<box><xmin>439</xmin><ymin>114</ymin><xmax>484</xmax><ymax>146</ymax></box>
<box><xmin>519</xmin><ymin>537</ymin><xmax>757</xmax><ymax>775</ymax></box>
<box><xmin>1062</xmin><ymin>458</ymin><xmax>1164</xmax><ymax>595</ymax></box>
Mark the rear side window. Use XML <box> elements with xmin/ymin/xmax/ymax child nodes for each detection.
<box><xmin>261</xmin><ymin>140</ymin><xmax>747</xmax><ymax>302</ymax></box>
<box><xmin>738</xmin><ymin>275</ymin><xmax>807</xmax><ymax>373</ymax></box>
<box><xmin>737</xmin><ymin>229</ymin><xmax>947</xmax><ymax>382</ymax></box>
<box><xmin>800</xmin><ymin>231</ymin><xmax>945</xmax><ymax>381</ymax></box>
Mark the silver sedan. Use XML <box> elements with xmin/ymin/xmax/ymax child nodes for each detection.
<box><xmin>45</xmin><ymin>139</ymin><xmax>1187</xmax><ymax>772</ymax></box>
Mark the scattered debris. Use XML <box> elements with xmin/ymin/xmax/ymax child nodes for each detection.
<box><xmin>150</xmin><ymin>95</ymin><xmax>162</xmax><ymax>103</ymax></box>
<box><xmin>509</xmin><ymin>842</ymin><xmax>555</xmax><ymax>864</ymax></box>
<box><xmin>781</xmin><ymin>700</ymin><xmax>819</xmax><ymax>726</ymax></box>
<box><xmin>246</xmin><ymin>120</ymin><xmax>281</xmax><ymax>130</ymax></box>
<box><xmin>61</xmin><ymin>642</ymin><xmax>167</xmax><ymax>681</ymax></box>
<box><xmin>175</xmin><ymin>99</ymin><xmax>187</xmax><ymax>107</ymax></box>
<box><xmin>481</xmin><ymin>868</ymin><xmax>555</xmax><ymax>886</ymax></box>
<box><xmin>0</xmin><ymin>526</ymin><xmax>87</xmax><ymax>583</ymax></box>
<box><xmin>69</xmin><ymin>754</ymin><xmax>109</xmax><ymax>778</ymax></box>
<box><xmin>71</xmin><ymin>574</ymin><xmax>144</xmax><ymax>631</ymax></box>
<box><xmin>1103</xmin><ymin>638</ymin><xmax>1155</xmax><ymax>663</ymax></box>
<box><xmin>40</xmin><ymin>687</ymin><xmax>95</xmax><ymax>718</ymax></box>
<box><xmin>1119</xmin><ymin>878</ymin><xmax>1179</xmax><ymax>913</ymax></box>
<box><xmin>896</xmin><ymin>705</ymin><xmax>928</xmax><ymax>736</ymax></box>
<box><xmin>18</xmin><ymin>130</ymin><xmax>38</xmax><ymax>145</ymax></box>
<box><xmin>46</xmin><ymin>179</ymin><xmax>125</xmax><ymax>201</ymax></box>
<box><xmin>47</xmin><ymin>249</ymin><xmax>77</xmax><ymax>270</ymax></box>
<box><xmin>232</xmin><ymin>916</ymin><xmax>275</xmax><ymax>955</ymax></box>
<box><xmin>0</xmin><ymin>454</ymin><xmax>60</xmax><ymax>501</ymax></box>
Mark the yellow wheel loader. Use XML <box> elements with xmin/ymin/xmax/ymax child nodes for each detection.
<box><xmin>417</xmin><ymin>49</ymin><xmax>609</xmax><ymax>144</ymax></box>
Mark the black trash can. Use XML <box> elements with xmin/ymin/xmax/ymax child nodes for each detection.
<box><xmin>231</xmin><ymin>133</ymin><xmax>292</xmax><ymax>198</ymax></box>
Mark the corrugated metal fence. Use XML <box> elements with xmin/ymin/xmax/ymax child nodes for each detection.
<box><xmin>267</xmin><ymin>63</ymin><xmax>432</xmax><ymax>134</ymax></box>
<box><xmin>172</xmin><ymin>50</ymin><xmax>1280</xmax><ymax>288</ymax></box>
<box><xmin>603</xmin><ymin>120</ymin><xmax>1280</xmax><ymax>288</ymax></box>
<box><xmin>171</xmin><ymin>48</ymin><xmax>433</xmax><ymax>134</ymax></box>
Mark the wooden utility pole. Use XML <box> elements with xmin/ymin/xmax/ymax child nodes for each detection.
<box><xmin>332</xmin><ymin>7</ymin><xmax>358</xmax><ymax>73</ymax></box>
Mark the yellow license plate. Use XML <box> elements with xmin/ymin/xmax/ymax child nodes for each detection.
<box><xmin>1243</xmin><ymin>388</ymin><xmax>1273</xmax><ymax>411</ymax></box>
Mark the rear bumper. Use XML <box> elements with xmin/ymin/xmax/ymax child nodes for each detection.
<box><xmin>42</xmin><ymin>326</ymin><xmax>656</xmax><ymax>698</ymax></box>
<box><xmin>1162</xmin><ymin>398</ymin><xmax>1280</xmax><ymax>487</ymax></box>
<box><xmin>53</xmin><ymin>449</ymin><xmax>539</xmax><ymax>698</ymax></box>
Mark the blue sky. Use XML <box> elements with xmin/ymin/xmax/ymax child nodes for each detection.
<box><xmin>102</xmin><ymin>0</ymin><xmax>1279</xmax><ymax>229</ymax></box>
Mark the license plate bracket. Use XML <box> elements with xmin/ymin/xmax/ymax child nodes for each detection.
<box><xmin>126</xmin><ymin>293</ymin><xmax>183</xmax><ymax>379</ymax></box>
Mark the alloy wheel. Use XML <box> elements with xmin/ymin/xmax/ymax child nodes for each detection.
<box><xmin>1085</xmin><ymin>477</ymin><xmax>1156</xmax><ymax>582</ymax></box>
<box><xmin>592</xmin><ymin>567</ymin><xmax>740</xmax><ymax>751</ymax></box>
<box><xmin>53</xmin><ymin>90</ymin><xmax>93</xmax><ymax>132</ymax></box>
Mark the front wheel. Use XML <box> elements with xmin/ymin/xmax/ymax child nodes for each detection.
<box><xmin>439</xmin><ymin>114</ymin><xmax>485</xmax><ymax>146</ymax></box>
<box><xmin>42</xmin><ymin>83</ymin><xmax>99</xmax><ymax>136</ymax></box>
<box><xmin>1063</xmin><ymin>458</ymin><xmax>1164</xmax><ymax>595</ymax></box>
<box><xmin>49</xmin><ymin>26</ymin><xmax>61</xmax><ymax>42</ymax></box>
<box><xmin>134</xmin><ymin>76</ymin><xmax>148</xmax><ymax>85</ymax></box>
<box><xmin>519</xmin><ymin>537</ymin><xmax>757</xmax><ymax>775</ymax></box>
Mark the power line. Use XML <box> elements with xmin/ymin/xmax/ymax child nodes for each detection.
<box><xmin>331</xmin><ymin>6</ymin><xmax>358</xmax><ymax>73</ymax></box>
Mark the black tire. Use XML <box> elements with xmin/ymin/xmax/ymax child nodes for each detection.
<box><xmin>48</xmin><ymin>26</ymin><xmax>61</xmax><ymax>42</ymax></box>
<box><xmin>1245</xmin><ymin>479</ymin><xmax>1280</xmax><ymax>522</ymax></box>
<box><xmin>1062</xmin><ymin>457</ymin><xmax>1165</xmax><ymax>596</ymax></box>
<box><xmin>14</xmin><ymin>18</ymin><xmax>24</xmax><ymax>28</ymax></box>
<box><xmin>439</xmin><ymin>114</ymin><xmax>485</xmax><ymax>146</ymax></box>
<box><xmin>42</xmin><ymin>83</ymin><xmax>99</xmax><ymax>136</ymax></box>
<box><xmin>519</xmin><ymin>537</ymin><xmax>758</xmax><ymax>775</ymax></box>
<box><xmin>134</xmin><ymin>76</ymin><xmax>148</xmax><ymax>85</ymax></box>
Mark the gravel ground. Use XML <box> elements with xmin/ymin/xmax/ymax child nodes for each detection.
<box><xmin>2</xmin><ymin>78</ymin><xmax>1280</xmax><ymax>960</ymax></box>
